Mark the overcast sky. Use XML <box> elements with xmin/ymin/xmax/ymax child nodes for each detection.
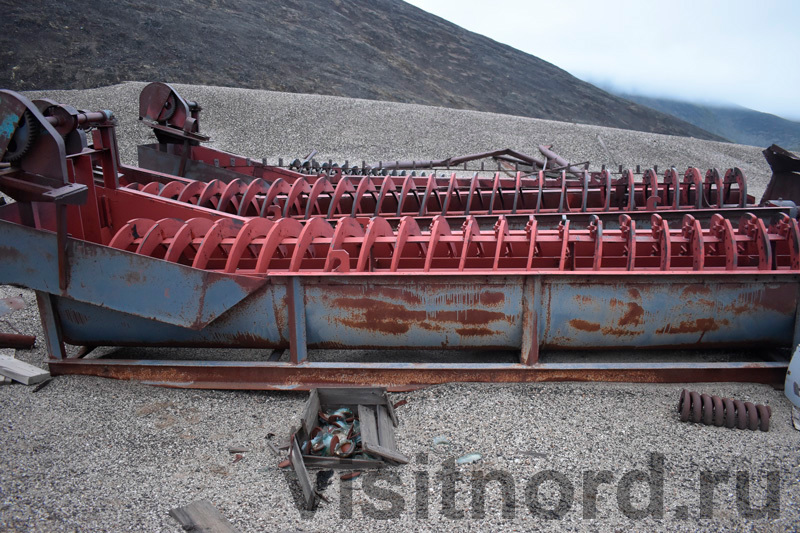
<box><xmin>405</xmin><ymin>0</ymin><xmax>800</xmax><ymax>121</ymax></box>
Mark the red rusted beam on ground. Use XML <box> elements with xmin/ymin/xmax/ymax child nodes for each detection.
<box><xmin>47</xmin><ymin>359</ymin><xmax>788</xmax><ymax>391</ymax></box>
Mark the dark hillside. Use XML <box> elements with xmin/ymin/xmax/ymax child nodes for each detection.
<box><xmin>1</xmin><ymin>0</ymin><xmax>722</xmax><ymax>140</ymax></box>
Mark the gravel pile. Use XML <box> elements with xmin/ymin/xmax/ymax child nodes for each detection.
<box><xmin>0</xmin><ymin>83</ymin><xmax>797</xmax><ymax>531</ymax></box>
<box><xmin>25</xmin><ymin>82</ymin><xmax>772</xmax><ymax>196</ymax></box>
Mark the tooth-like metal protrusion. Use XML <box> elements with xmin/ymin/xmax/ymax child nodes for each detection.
<box><xmin>725</xmin><ymin>167</ymin><xmax>747</xmax><ymax>208</ymax></box>
<box><xmin>683</xmin><ymin>168</ymin><xmax>704</xmax><ymax>209</ymax></box>
<box><xmin>236</xmin><ymin>178</ymin><xmax>268</xmax><ymax>216</ymax></box>
<box><xmin>224</xmin><ymin>218</ymin><xmax>274</xmax><ymax>273</ymax></box>
<box><xmin>705</xmin><ymin>168</ymin><xmax>724</xmax><ymax>209</ymax></box>
<box><xmin>192</xmin><ymin>218</ymin><xmax>241</xmax><ymax>269</ymax></box>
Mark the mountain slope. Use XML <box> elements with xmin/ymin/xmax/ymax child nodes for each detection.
<box><xmin>621</xmin><ymin>94</ymin><xmax>800</xmax><ymax>150</ymax></box>
<box><xmin>1</xmin><ymin>0</ymin><xmax>722</xmax><ymax>141</ymax></box>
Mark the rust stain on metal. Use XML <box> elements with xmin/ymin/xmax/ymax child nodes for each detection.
<box><xmin>323</xmin><ymin>286</ymin><xmax>507</xmax><ymax>308</ymax></box>
<box><xmin>569</xmin><ymin>319</ymin><xmax>601</xmax><ymax>332</ymax></box>
<box><xmin>332</xmin><ymin>296</ymin><xmax>507</xmax><ymax>336</ymax></box>
<box><xmin>655</xmin><ymin>318</ymin><xmax>728</xmax><ymax>336</ymax></box>
<box><xmin>617</xmin><ymin>302</ymin><xmax>645</xmax><ymax>327</ymax></box>
<box><xmin>454</xmin><ymin>326</ymin><xmax>494</xmax><ymax>337</ymax></box>
<box><xmin>681</xmin><ymin>284</ymin><xmax>712</xmax><ymax>297</ymax></box>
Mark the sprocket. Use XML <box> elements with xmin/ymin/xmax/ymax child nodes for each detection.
<box><xmin>2</xmin><ymin>110</ymin><xmax>39</xmax><ymax>163</ymax></box>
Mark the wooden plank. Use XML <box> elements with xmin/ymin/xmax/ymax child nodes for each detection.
<box><xmin>358</xmin><ymin>405</ymin><xmax>409</xmax><ymax>464</ymax></box>
<box><xmin>377</xmin><ymin>405</ymin><xmax>409</xmax><ymax>463</ymax></box>
<box><xmin>290</xmin><ymin>436</ymin><xmax>317</xmax><ymax>510</ymax></box>
<box><xmin>377</xmin><ymin>406</ymin><xmax>397</xmax><ymax>451</ymax></box>
<box><xmin>383</xmin><ymin>391</ymin><xmax>398</xmax><ymax>427</ymax></box>
<box><xmin>358</xmin><ymin>404</ymin><xmax>380</xmax><ymax>452</ymax></box>
<box><xmin>168</xmin><ymin>500</ymin><xmax>240</xmax><ymax>533</ymax></box>
<box><xmin>301</xmin><ymin>389</ymin><xmax>320</xmax><ymax>438</ymax></box>
<box><xmin>318</xmin><ymin>387</ymin><xmax>388</xmax><ymax>407</ymax></box>
<box><xmin>0</xmin><ymin>353</ymin><xmax>50</xmax><ymax>385</ymax></box>
<box><xmin>301</xmin><ymin>456</ymin><xmax>385</xmax><ymax>469</ymax></box>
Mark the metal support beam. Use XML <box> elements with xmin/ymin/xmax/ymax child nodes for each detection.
<box><xmin>36</xmin><ymin>291</ymin><xmax>66</xmax><ymax>359</ymax></box>
<box><xmin>520</xmin><ymin>276</ymin><xmax>541</xmax><ymax>365</ymax></box>
<box><xmin>288</xmin><ymin>277</ymin><xmax>307</xmax><ymax>364</ymax></box>
<box><xmin>47</xmin><ymin>359</ymin><xmax>789</xmax><ymax>391</ymax></box>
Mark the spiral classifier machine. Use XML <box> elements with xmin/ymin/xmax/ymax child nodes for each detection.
<box><xmin>1</xmin><ymin>84</ymin><xmax>799</xmax><ymax>390</ymax></box>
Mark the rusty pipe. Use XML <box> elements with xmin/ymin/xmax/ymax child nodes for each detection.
<box><xmin>0</xmin><ymin>333</ymin><xmax>36</xmax><ymax>349</ymax></box>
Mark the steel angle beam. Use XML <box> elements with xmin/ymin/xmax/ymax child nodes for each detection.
<box><xmin>47</xmin><ymin>360</ymin><xmax>789</xmax><ymax>391</ymax></box>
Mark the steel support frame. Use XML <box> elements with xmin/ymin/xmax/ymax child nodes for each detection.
<box><xmin>31</xmin><ymin>270</ymin><xmax>799</xmax><ymax>390</ymax></box>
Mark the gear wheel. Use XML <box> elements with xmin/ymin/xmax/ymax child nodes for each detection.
<box><xmin>2</xmin><ymin>110</ymin><xmax>38</xmax><ymax>163</ymax></box>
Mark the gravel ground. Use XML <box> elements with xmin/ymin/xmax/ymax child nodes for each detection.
<box><xmin>0</xmin><ymin>83</ymin><xmax>797</xmax><ymax>531</ymax></box>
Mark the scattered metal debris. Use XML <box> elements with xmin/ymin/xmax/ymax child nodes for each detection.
<box><xmin>288</xmin><ymin>387</ymin><xmax>408</xmax><ymax>510</ymax></box>
<box><xmin>762</xmin><ymin>144</ymin><xmax>800</xmax><ymax>204</ymax></box>
<box><xmin>227</xmin><ymin>445</ymin><xmax>249</xmax><ymax>454</ymax></box>
<box><xmin>677</xmin><ymin>389</ymin><xmax>771</xmax><ymax>431</ymax></box>
<box><xmin>432</xmin><ymin>435</ymin><xmax>451</xmax><ymax>451</ymax></box>
<box><xmin>793</xmin><ymin>407</ymin><xmax>800</xmax><ymax>431</ymax></box>
<box><xmin>456</xmin><ymin>453</ymin><xmax>482</xmax><ymax>465</ymax></box>
<box><xmin>301</xmin><ymin>407</ymin><xmax>363</xmax><ymax>459</ymax></box>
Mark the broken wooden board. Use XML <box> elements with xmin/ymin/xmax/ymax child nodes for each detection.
<box><xmin>295</xmin><ymin>387</ymin><xmax>406</xmax><ymax>471</ymax></box>
<box><xmin>0</xmin><ymin>353</ymin><xmax>50</xmax><ymax>385</ymax></box>
<box><xmin>290</xmin><ymin>435</ymin><xmax>317</xmax><ymax>510</ymax></box>
<box><xmin>301</xmin><ymin>388</ymin><xmax>320</xmax><ymax>436</ymax></box>
<box><xmin>358</xmin><ymin>405</ymin><xmax>409</xmax><ymax>464</ymax></box>
<box><xmin>168</xmin><ymin>500</ymin><xmax>240</xmax><ymax>533</ymax></box>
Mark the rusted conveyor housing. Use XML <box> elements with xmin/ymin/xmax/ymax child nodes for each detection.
<box><xmin>0</xmin><ymin>86</ymin><xmax>798</xmax><ymax>390</ymax></box>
